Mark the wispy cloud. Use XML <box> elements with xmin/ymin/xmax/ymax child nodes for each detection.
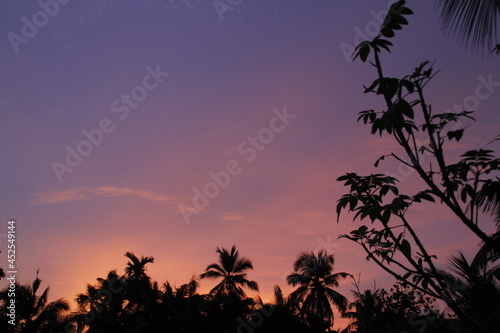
<box><xmin>219</xmin><ymin>211</ymin><xmax>246</xmax><ymax>222</ymax></box>
<box><xmin>31</xmin><ymin>186</ymin><xmax>171</xmax><ymax>205</ymax></box>
<box><xmin>30</xmin><ymin>190</ymin><xmax>89</xmax><ymax>205</ymax></box>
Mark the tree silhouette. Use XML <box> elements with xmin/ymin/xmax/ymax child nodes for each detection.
<box><xmin>200</xmin><ymin>245</ymin><xmax>259</xmax><ymax>332</ymax></box>
<box><xmin>253</xmin><ymin>285</ymin><xmax>311</xmax><ymax>333</ymax></box>
<box><xmin>440</xmin><ymin>252</ymin><xmax>500</xmax><ymax>332</ymax></box>
<box><xmin>436</xmin><ymin>0</ymin><xmax>500</xmax><ymax>53</ymax></box>
<box><xmin>73</xmin><ymin>253</ymin><xmax>157</xmax><ymax>333</ymax></box>
<box><xmin>157</xmin><ymin>275</ymin><xmax>212</xmax><ymax>332</ymax></box>
<box><xmin>200</xmin><ymin>245</ymin><xmax>259</xmax><ymax>298</ymax></box>
<box><xmin>341</xmin><ymin>286</ymin><xmax>383</xmax><ymax>333</ymax></box>
<box><xmin>74</xmin><ymin>270</ymin><xmax>129</xmax><ymax>332</ymax></box>
<box><xmin>0</xmin><ymin>273</ymin><xmax>69</xmax><ymax>333</ymax></box>
<box><xmin>336</xmin><ymin>1</ymin><xmax>500</xmax><ymax>319</ymax></box>
<box><xmin>124</xmin><ymin>252</ymin><xmax>154</xmax><ymax>285</ymax></box>
<box><xmin>286</xmin><ymin>251</ymin><xmax>350</xmax><ymax>332</ymax></box>
<box><xmin>0</xmin><ymin>250</ymin><xmax>4</xmax><ymax>280</ymax></box>
<box><xmin>123</xmin><ymin>252</ymin><xmax>156</xmax><ymax>333</ymax></box>
<box><xmin>341</xmin><ymin>279</ymin><xmax>444</xmax><ymax>333</ymax></box>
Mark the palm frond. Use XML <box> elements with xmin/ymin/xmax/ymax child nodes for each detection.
<box><xmin>436</xmin><ymin>0</ymin><xmax>500</xmax><ymax>53</ymax></box>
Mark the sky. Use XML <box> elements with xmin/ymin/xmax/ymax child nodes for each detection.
<box><xmin>1</xmin><ymin>0</ymin><xmax>499</xmax><ymax>329</ymax></box>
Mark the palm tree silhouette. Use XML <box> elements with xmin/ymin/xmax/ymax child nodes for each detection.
<box><xmin>442</xmin><ymin>251</ymin><xmax>500</xmax><ymax>332</ymax></box>
<box><xmin>200</xmin><ymin>245</ymin><xmax>259</xmax><ymax>298</ymax></box>
<box><xmin>123</xmin><ymin>252</ymin><xmax>156</xmax><ymax>333</ymax></box>
<box><xmin>341</xmin><ymin>288</ymin><xmax>382</xmax><ymax>333</ymax></box>
<box><xmin>158</xmin><ymin>276</ymin><xmax>212</xmax><ymax>331</ymax></box>
<box><xmin>74</xmin><ymin>270</ymin><xmax>128</xmax><ymax>332</ymax></box>
<box><xmin>287</xmin><ymin>251</ymin><xmax>350</xmax><ymax>332</ymax></box>
<box><xmin>254</xmin><ymin>285</ymin><xmax>311</xmax><ymax>332</ymax></box>
<box><xmin>124</xmin><ymin>251</ymin><xmax>154</xmax><ymax>284</ymax></box>
<box><xmin>0</xmin><ymin>272</ymin><xmax>69</xmax><ymax>332</ymax></box>
<box><xmin>436</xmin><ymin>0</ymin><xmax>500</xmax><ymax>53</ymax></box>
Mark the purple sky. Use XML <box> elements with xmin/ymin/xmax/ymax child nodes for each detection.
<box><xmin>1</xmin><ymin>0</ymin><xmax>499</xmax><ymax>328</ymax></box>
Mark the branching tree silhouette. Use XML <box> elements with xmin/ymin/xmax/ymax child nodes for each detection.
<box><xmin>336</xmin><ymin>0</ymin><xmax>499</xmax><ymax>328</ymax></box>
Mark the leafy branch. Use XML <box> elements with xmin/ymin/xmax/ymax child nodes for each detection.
<box><xmin>336</xmin><ymin>0</ymin><xmax>499</xmax><ymax>303</ymax></box>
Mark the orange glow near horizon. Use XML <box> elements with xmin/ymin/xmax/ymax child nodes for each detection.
<box><xmin>1</xmin><ymin>1</ymin><xmax>499</xmax><ymax>331</ymax></box>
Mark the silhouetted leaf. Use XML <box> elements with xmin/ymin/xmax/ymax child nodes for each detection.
<box><xmin>401</xmin><ymin>239</ymin><xmax>411</xmax><ymax>257</ymax></box>
<box><xmin>447</xmin><ymin>129</ymin><xmax>464</xmax><ymax>141</ymax></box>
<box><xmin>400</xmin><ymin>79</ymin><xmax>414</xmax><ymax>93</ymax></box>
<box><xmin>373</xmin><ymin>38</ymin><xmax>393</xmax><ymax>53</ymax></box>
<box><xmin>377</xmin><ymin>78</ymin><xmax>399</xmax><ymax>99</ymax></box>
<box><xmin>364</xmin><ymin>79</ymin><xmax>381</xmax><ymax>93</ymax></box>
<box><xmin>414</xmin><ymin>191</ymin><xmax>435</xmax><ymax>203</ymax></box>
<box><xmin>354</xmin><ymin>42</ymin><xmax>371</xmax><ymax>62</ymax></box>
<box><xmin>374</xmin><ymin>155</ymin><xmax>385</xmax><ymax>167</ymax></box>
<box><xmin>494</xmin><ymin>44</ymin><xmax>500</xmax><ymax>54</ymax></box>
<box><xmin>381</xmin><ymin>27</ymin><xmax>395</xmax><ymax>38</ymax></box>
<box><xmin>397</xmin><ymin>99</ymin><xmax>414</xmax><ymax>119</ymax></box>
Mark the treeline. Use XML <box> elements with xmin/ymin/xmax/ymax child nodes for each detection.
<box><xmin>0</xmin><ymin>246</ymin><xmax>466</xmax><ymax>333</ymax></box>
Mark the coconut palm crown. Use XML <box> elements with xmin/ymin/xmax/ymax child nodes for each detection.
<box><xmin>287</xmin><ymin>250</ymin><xmax>350</xmax><ymax>330</ymax></box>
<box><xmin>200</xmin><ymin>245</ymin><xmax>259</xmax><ymax>298</ymax></box>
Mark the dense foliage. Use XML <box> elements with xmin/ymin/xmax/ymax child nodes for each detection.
<box><xmin>336</xmin><ymin>1</ymin><xmax>500</xmax><ymax>332</ymax></box>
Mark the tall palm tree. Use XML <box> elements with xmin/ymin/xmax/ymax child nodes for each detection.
<box><xmin>123</xmin><ymin>252</ymin><xmax>156</xmax><ymax>333</ymax></box>
<box><xmin>123</xmin><ymin>251</ymin><xmax>156</xmax><ymax>308</ymax></box>
<box><xmin>287</xmin><ymin>251</ymin><xmax>350</xmax><ymax>332</ymax></box>
<box><xmin>124</xmin><ymin>251</ymin><xmax>154</xmax><ymax>284</ymax></box>
<box><xmin>0</xmin><ymin>273</ymin><xmax>69</xmax><ymax>333</ymax></box>
<box><xmin>436</xmin><ymin>0</ymin><xmax>500</xmax><ymax>53</ymax></box>
<box><xmin>200</xmin><ymin>245</ymin><xmax>259</xmax><ymax>298</ymax></box>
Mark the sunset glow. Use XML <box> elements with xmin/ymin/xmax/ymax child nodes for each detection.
<box><xmin>1</xmin><ymin>0</ymin><xmax>499</xmax><ymax>331</ymax></box>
